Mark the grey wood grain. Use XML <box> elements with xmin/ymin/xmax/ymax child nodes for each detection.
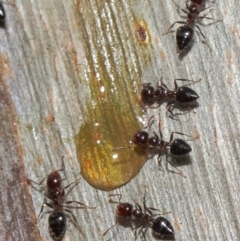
<box><xmin>0</xmin><ymin>0</ymin><xmax>239</xmax><ymax>240</ymax></box>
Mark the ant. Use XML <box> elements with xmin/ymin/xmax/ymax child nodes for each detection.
<box><xmin>113</xmin><ymin>116</ymin><xmax>194</xmax><ymax>178</ymax></box>
<box><xmin>103</xmin><ymin>194</ymin><xmax>175</xmax><ymax>240</ymax></box>
<box><xmin>27</xmin><ymin>159</ymin><xmax>96</xmax><ymax>240</ymax></box>
<box><xmin>163</xmin><ymin>0</ymin><xmax>222</xmax><ymax>53</ymax></box>
<box><xmin>141</xmin><ymin>77</ymin><xmax>200</xmax><ymax>119</ymax></box>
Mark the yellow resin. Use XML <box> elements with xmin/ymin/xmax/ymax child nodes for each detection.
<box><xmin>74</xmin><ymin>1</ymin><xmax>152</xmax><ymax>190</ymax></box>
<box><xmin>75</xmin><ymin>75</ymin><xmax>147</xmax><ymax>191</ymax></box>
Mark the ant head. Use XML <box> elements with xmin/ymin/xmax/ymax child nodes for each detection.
<box><xmin>47</xmin><ymin>171</ymin><xmax>62</xmax><ymax>191</ymax></box>
<box><xmin>141</xmin><ymin>83</ymin><xmax>155</xmax><ymax>105</ymax></box>
<box><xmin>116</xmin><ymin>202</ymin><xmax>133</xmax><ymax>217</ymax></box>
<box><xmin>132</xmin><ymin>131</ymin><xmax>149</xmax><ymax>145</ymax></box>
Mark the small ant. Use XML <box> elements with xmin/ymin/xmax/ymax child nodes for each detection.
<box><xmin>141</xmin><ymin>78</ymin><xmax>200</xmax><ymax>118</ymax></box>
<box><xmin>103</xmin><ymin>194</ymin><xmax>175</xmax><ymax>240</ymax></box>
<box><xmin>113</xmin><ymin>116</ymin><xmax>194</xmax><ymax>178</ymax></box>
<box><xmin>163</xmin><ymin>0</ymin><xmax>222</xmax><ymax>53</ymax></box>
<box><xmin>27</xmin><ymin>159</ymin><xmax>95</xmax><ymax>240</ymax></box>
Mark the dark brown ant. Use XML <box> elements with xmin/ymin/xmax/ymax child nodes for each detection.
<box><xmin>103</xmin><ymin>194</ymin><xmax>175</xmax><ymax>240</ymax></box>
<box><xmin>141</xmin><ymin>78</ymin><xmax>200</xmax><ymax>118</ymax></box>
<box><xmin>113</xmin><ymin>117</ymin><xmax>194</xmax><ymax>178</ymax></box>
<box><xmin>163</xmin><ymin>0</ymin><xmax>222</xmax><ymax>53</ymax></box>
<box><xmin>27</xmin><ymin>160</ymin><xmax>95</xmax><ymax>241</ymax></box>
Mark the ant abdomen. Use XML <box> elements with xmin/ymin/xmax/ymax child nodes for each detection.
<box><xmin>170</xmin><ymin>138</ymin><xmax>192</xmax><ymax>156</ymax></box>
<box><xmin>176</xmin><ymin>25</ymin><xmax>194</xmax><ymax>51</ymax></box>
<box><xmin>49</xmin><ymin>211</ymin><xmax>66</xmax><ymax>241</ymax></box>
<box><xmin>152</xmin><ymin>216</ymin><xmax>175</xmax><ymax>238</ymax></box>
<box><xmin>176</xmin><ymin>86</ymin><xmax>199</xmax><ymax>103</ymax></box>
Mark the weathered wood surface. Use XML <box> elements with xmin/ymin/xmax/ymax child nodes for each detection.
<box><xmin>0</xmin><ymin>0</ymin><xmax>239</xmax><ymax>240</ymax></box>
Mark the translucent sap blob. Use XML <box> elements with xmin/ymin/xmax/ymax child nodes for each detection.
<box><xmin>75</xmin><ymin>76</ymin><xmax>147</xmax><ymax>191</ymax></box>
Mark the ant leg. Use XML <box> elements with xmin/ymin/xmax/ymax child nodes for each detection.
<box><xmin>165</xmin><ymin>156</ymin><xmax>186</xmax><ymax>178</ymax></box>
<box><xmin>163</xmin><ymin>21</ymin><xmax>186</xmax><ymax>35</ymax></box>
<box><xmin>108</xmin><ymin>193</ymin><xmax>122</xmax><ymax>203</ymax></box>
<box><xmin>147</xmin><ymin>207</ymin><xmax>171</xmax><ymax>216</ymax></box>
<box><xmin>143</xmin><ymin>115</ymin><xmax>154</xmax><ymax>129</ymax></box>
<box><xmin>103</xmin><ymin>217</ymin><xmax>118</xmax><ymax>236</ymax></box>
<box><xmin>194</xmin><ymin>24</ymin><xmax>212</xmax><ymax>51</ymax></box>
<box><xmin>112</xmin><ymin>141</ymin><xmax>133</xmax><ymax>151</ymax></box>
<box><xmin>174</xmin><ymin>78</ymin><xmax>201</xmax><ymax>90</ymax></box>
<box><xmin>62</xmin><ymin>179</ymin><xmax>80</xmax><ymax>194</ymax></box>
<box><xmin>63</xmin><ymin>200</ymin><xmax>96</xmax><ymax>209</ymax></box>
<box><xmin>37</xmin><ymin>202</ymin><xmax>53</xmax><ymax>222</ymax></box>
<box><xmin>171</xmin><ymin>0</ymin><xmax>188</xmax><ymax>15</ymax></box>
<box><xmin>168</xmin><ymin>131</ymin><xmax>195</xmax><ymax>143</ymax></box>
<box><xmin>198</xmin><ymin>16</ymin><xmax>222</xmax><ymax>24</ymax></box>
<box><xmin>27</xmin><ymin>176</ymin><xmax>47</xmax><ymax>187</ymax></box>
<box><xmin>64</xmin><ymin>208</ymin><xmax>85</xmax><ymax>237</ymax></box>
<box><xmin>166</xmin><ymin>101</ymin><xmax>181</xmax><ymax>123</ymax></box>
<box><xmin>198</xmin><ymin>8</ymin><xmax>222</xmax><ymax>24</ymax></box>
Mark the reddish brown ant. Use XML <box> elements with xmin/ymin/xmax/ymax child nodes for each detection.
<box><xmin>103</xmin><ymin>194</ymin><xmax>175</xmax><ymax>240</ymax></box>
<box><xmin>163</xmin><ymin>0</ymin><xmax>222</xmax><ymax>53</ymax></box>
<box><xmin>113</xmin><ymin>117</ymin><xmax>195</xmax><ymax>178</ymax></box>
<box><xmin>27</xmin><ymin>159</ymin><xmax>96</xmax><ymax>240</ymax></box>
<box><xmin>141</xmin><ymin>77</ymin><xmax>200</xmax><ymax>119</ymax></box>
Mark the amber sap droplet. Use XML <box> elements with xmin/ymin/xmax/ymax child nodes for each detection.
<box><xmin>75</xmin><ymin>77</ymin><xmax>147</xmax><ymax>191</ymax></box>
<box><xmin>135</xmin><ymin>19</ymin><xmax>150</xmax><ymax>45</ymax></box>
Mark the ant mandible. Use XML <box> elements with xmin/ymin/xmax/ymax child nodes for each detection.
<box><xmin>163</xmin><ymin>0</ymin><xmax>222</xmax><ymax>53</ymax></box>
<box><xmin>103</xmin><ymin>193</ymin><xmax>175</xmax><ymax>240</ymax></box>
<box><xmin>141</xmin><ymin>77</ymin><xmax>200</xmax><ymax>119</ymax></box>
<box><xmin>27</xmin><ymin>158</ymin><xmax>96</xmax><ymax>241</ymax></box>
<box><xmin>113</xmin><ymin>116</ymin><xmax>194</xmax><ymax>178</ymax></box>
